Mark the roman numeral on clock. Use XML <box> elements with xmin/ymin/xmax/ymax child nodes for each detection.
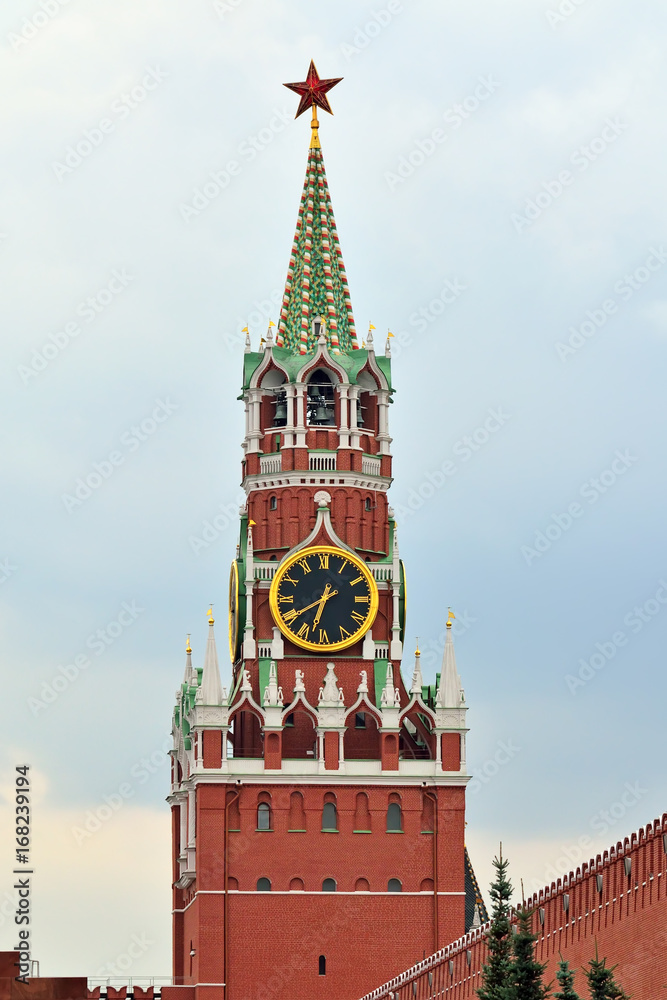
<box><xmin>318</xmin><ymin>553</ymin><xmax>329</xmax><ymax>569</ymax></box>
<box><xmin>318</xmin><ymin>629</ymin><xmax>329</xmax><ymax>644</ymax></box>
<box><xmin>277</xmin><ymin>594</ymin><xmax>293</xmax><ymax>604</ymax></box>
<box><xmin>350</xmin><ymin>575</ymin><xmax>364</xmax><ymax>586</ymax></box>
<box><xmin>350</xmin><ymin>611</ymin><xmax>365</xmax><ymax>625</ymax></box>
<box><xmin>297</xmin><ymin>558</ymin><xmax>311</xmax><ymax>574</ymax></box>
<box><xmin>283</xmin><ymin>609</ymin><xmax>299</xmax><ymax>624</ymax></box>
<box><xmin>283</xmin><ymin>574</ymin><xmax>298</xmax><ymax>586</ymax></box>
<box><xmin>339</xmin><ymin>626</ymin><xmax>352</xmax><ymax>640</ymax></box>
<box><xmin>355</xmin><ymin>595</ymin><xmax>370</xmax><ymax>603</ymax></box>
<box><xmin>296</xmin><ymin>623</ymin><xmax>309</xmax><ymax>639</ymax></box>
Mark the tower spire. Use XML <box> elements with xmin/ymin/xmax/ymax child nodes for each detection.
<box><xmin>199</xmin><ymin>610</ymin><xmax>225</xmax><ymax>706</ymax></box>
<box><xmin>277</xmin><ymin>61</ymin><xmax>359</xmax><ymax>356</ymax></box>
<box><xmin>436</xmin><ymin>612</ymin><xmax>464</xmax><ymax>708</ymax></box>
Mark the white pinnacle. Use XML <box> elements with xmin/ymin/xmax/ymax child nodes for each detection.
<box><xmin>200</xmin><ymin>619</ymin><xmax>225</xmax><ymax>706</ymax></box>
<box><xmin>436</xmin><ymin>625</ymin><xmax>463</xmax><ymax>708</ymax></box>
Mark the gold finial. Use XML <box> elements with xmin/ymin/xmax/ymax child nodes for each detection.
<box><xmin>186</xmin><ymin>633</ymin><xmax>192</xmax><ymax>654</ymax></box>
<box><xmin>310</xmin><ymin>103</ymin><xmax>320</xmax><ymax>149</ymax></box>
<box><xmin>447</xmin><ymin>607</ymin><xmax>456</xmax><ymax>629</ymax></box>
<box><xmin>415</xmin><ymin>636</ymin><xmax>420</xmax><ymax>656</ymax></box>
<box><xmin>207</xmin><ymin>607</ymin><xmax>215</xmax><ymax>625</ymax></box>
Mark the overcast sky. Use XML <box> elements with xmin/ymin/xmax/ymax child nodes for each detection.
<box><xmin>1</xmin><ymin>0</ymin><xmax>666</xmax><ymax>980</ymax></box>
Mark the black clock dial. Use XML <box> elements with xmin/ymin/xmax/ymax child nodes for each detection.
<box><xmin>270</xmin><ymin>546</ymin><xmax>378</xmax><ymax>652</ymax></box>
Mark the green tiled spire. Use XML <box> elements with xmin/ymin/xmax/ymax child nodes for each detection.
<box><xmin>276</xmin><ymin>124</ymin><xmax>359</xmax><ymax>356</ymax></box>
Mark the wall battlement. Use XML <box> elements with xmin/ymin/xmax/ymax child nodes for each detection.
<box><xmin>359</xmin><ymin>812</ymin><xmax>667</xmax><ymax>1000</ymax></box>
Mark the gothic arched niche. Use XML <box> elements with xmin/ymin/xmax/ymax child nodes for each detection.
<box><xmin>288</xmin><ymin>791</ymin><xmax>307</xmax><ymax>832</ymax></box>
<box><xmin>306</xmin><ymin>368</ymin><xmax>336</xmax><ymax>426</ymax></box>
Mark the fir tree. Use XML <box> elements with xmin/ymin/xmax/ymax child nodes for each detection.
<box><xmin>477</xmin><ymin>847</ymin><xmax>513</xmax><ymax>1000</ymax></box>
<box><xmin>553</xmin><ymin>957</ymin><xmax>582</xmax><ymax>1000</ymax></box>
<box><xmin>583</xmin><ymin>946</ymin><xmax>631</xmax><ymax>999</ymax></box>
<box><xmin>507</xmin><ymin>906</ymin><xmax>550</xmax><ymax>1000</ymax></box>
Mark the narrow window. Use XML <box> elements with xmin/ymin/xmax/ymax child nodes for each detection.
<box><xmin>355</xmin><ymin>711</ymin><xmax>366</xmax><ymax>729</ymax></box>
<box><xmin>257</xmin><ymin>802</ymin><xmax>271</xmax><ymax>831</ymax></box>
<box><xmin>270</xmin><ymin>495</ymin><xmax>277</xmax><ymax>511</ymax></box>
<box><xmin>284</xmin><ymin>712</ymin><xmax>295</xmax><ymax>727</ymax></box>
<box><xmin>387</xmin><ymin>802</ymin><xmax>402</xmax><ymax>832</ymax></box>
<box><xmin>365</xmin><ymin>497</ymin><xmax>372</xmax><ymax>511</ymax></box>
<box><xmin>319</xmin><ymin>955</ymin><xmax>326</xmax><ymax>976</ymax></box>
<box><xmin>322</xmin><ymin>801</ymin><xmax>337</xmax><ymax>831</ymax></box>
<box><xmin>388</xmin><ymin>878</ymin><xmax>402</xmax><ymax>893</ymax></box>
<box><xmin>256</xmin><ymin>877</ymin><xmax>271</xmax><ymax>891</ymax></box>
<box><xmin>322</xmin><ymin>878</ymin><xmax>336</xmax><ymax>892</ymax></box>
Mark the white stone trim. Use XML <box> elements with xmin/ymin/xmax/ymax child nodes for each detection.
<box><xmin>243</xmin><ymin>472</ymin><xmax>391</xmax><ymax>493</ymax></box>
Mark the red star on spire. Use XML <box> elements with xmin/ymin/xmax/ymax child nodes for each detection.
<box><xmin>283</xmin><ymin>60</ymin><xmax>343</xmax><ymax>119</ymax></box>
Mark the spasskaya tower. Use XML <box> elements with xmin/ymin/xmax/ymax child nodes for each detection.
<box><xmin>167</xmin><ymin>62</ymin><xmax>483</xmax><ymax>1000</ymax></box>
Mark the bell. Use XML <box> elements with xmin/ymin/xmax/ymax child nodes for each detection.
<box><xmin>274</xmin><ymin>400</ymin><xmax>288</xmax><ymax>424</ymax></box>
<box><xmin>356</xmin><ymin>399</ymin><xmax>364</xmax><ymax>427</ymax></box>
<box><xmin>313</xmin><ymin>402</ymin><xmax>331</xmax><ymax>424</ymax></box>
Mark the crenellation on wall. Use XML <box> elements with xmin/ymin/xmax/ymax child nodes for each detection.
<box><xmin>358</xmin><ymin>812</ymin><xmax>667</xmax><ymax>999</ymax></box>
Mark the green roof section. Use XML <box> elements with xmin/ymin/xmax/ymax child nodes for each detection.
<box><xmin>242</xmin><ymin>346</ymin><xmax>393</xmax><ymax>392</ymax></box>
<box><xmin>258</xmin><ymin>657</ymin><xmax>273</xmax><ymax>707</ymax></box>
<box><xmin>373</xmin><ymin>658</ymin><xmax>389</xmax><ymax>707</ymax></box>
<box><xmin>276</xmin><ymin>141</ymin><xmax>359</xmax><ymax>355</ymax></box>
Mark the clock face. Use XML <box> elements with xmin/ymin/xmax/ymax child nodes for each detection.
<box><xmin>228</xmin><ymin>560</ymin><xmax>240</xmax><ymax>663</ymax></box>
<box><xmin>269</xmin><ymin>545</ymin><xmax>378</xmax><ymax>652</ymax></box>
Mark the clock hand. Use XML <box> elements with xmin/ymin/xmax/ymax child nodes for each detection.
<box><xmin>312</xmin><ymin>586</ymin><xmax>338</xmax><ymax>629</ymax></box>
<box><xmin>287</xmin><ymin>587</ymin><xmax>338</xmax><ymax>620</ymax></box>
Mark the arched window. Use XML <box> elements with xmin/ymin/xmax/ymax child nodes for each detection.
<box><xmin>256</xmin><ymin>877</ymin><xmax>271</xmax><ymax>892</ymax></box>
<box><xmin>269</xmin><ymin>495</ymin><xmax>277</xmax><ymax>511</ymax></box>
<box><xmin>322</xmin><ymin>878</ymin><xmax>337</xmax><ymax>892</ymax></box>
<box><xmin>319</xmin><ymin>955</ymin><xmax>326</xmax><ymax>976</ymax></box>
<box><xmin>387</xmin><ymin>801</ymin><xmax>402</xmax><ymax>832</ymax></box>
<box><xmin>388</xmin><ymin>878</ymin><xmax>402</xmax><ymax>893</ymax></box>
<box><xmin>257</xmin><ymin>802</ymin><xmax>271</xmax><ymax>831</ymax></box>
<box><xmin>322</xmin><ymin>801</ymin><xmax>337</xmax><ymax>831</ymax></box>
<box><xmin>365</xmin><ymin>497</ymin><xmax>372</xmax><ymax>511</ymax></box>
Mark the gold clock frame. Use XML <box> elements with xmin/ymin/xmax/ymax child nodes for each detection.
<box><xmin>228</xmin><ymin>559</ymin><xmax>240</xmax><ymax>663</ymax></box>
<box><xmin>269</xmin><ymin>545</ymin><xmax>379</xmax><ymax>652</ymax></box>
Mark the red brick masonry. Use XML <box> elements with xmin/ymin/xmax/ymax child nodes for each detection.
<box><xmin>357</xmin><ymin>812</ymin><xmax>667</xmax><ymax>1000</ymax></box>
